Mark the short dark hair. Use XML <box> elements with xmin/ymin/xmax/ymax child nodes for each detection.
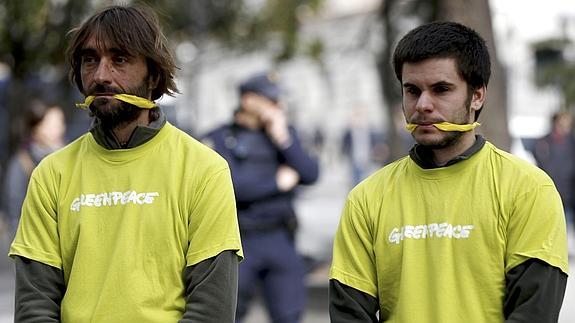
<box><xmin>18</xmin><ymin>98</ymin><xmax>62</xmax><ymax>142</ymax></box>
<box><xmin>393</xmin><ymin>21</ymin><xmax>491</xmax><ymax>90</ymax></box>
<box><xmin>66</xmin><ymin>5</ymin><xmax>179</xmax><ymax>100</ymax></box>
<box><xmin>552</xmin><ymin>111</ymin><xmax>572</xmax><ymax>124</ymax></box>
<box><xmin>239</xmin><ymin>72</ymin><xmax>280</xmax><ymax>102</ymax></box>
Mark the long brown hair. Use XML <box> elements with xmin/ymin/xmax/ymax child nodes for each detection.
<box><xmin>66</xmin><ymin>5</ymin><xmax>179</xmax><ymax>100</ymax></box>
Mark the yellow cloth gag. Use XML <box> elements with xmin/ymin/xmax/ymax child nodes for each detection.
<box><xmin>75</xmin><ymin>94</ymin><xmax>157</xmax><ymax>110</ymax></box>
<box><xmin>405</xmin><ymin>122</ymin><xmax>480</xmax><ymax>133</ymax></box>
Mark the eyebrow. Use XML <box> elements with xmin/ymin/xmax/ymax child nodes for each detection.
<box><xmin>79</xmin><ymin>48</ymin><xmax>97</xmax><ymax>57</ymax></box>
<box><xmin>402</xmin><ymin>82</ymin><xmax>420</xmax><ymax>90</ymax></box>
<box><xmin>402</xmin><ymin>81</ymin><xmax>455</xmax><ymax>88</ymax></box>
<box><xmin>109</xmin><ymin>47</ymin><xmax>133</xmax><ymax>57</ymax></box>
<box><xmin>431</xmin><ymin>81</ymin><xmax>455</xmax><ymax>87</ymax></box>
<box><xmin>79</xmin><ymin>47</ymin><xmax>132</xmax><ymax>57</ymax></box>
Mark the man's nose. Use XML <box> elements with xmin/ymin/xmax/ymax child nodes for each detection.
<box><xmin>93</xmin><ymin>59</ymin><xmax>113</xmax><ymax>85</ymax></box>
<box><xmin>415</xmin><ymin>92</ymin><xmax>434</xmax><ymax>112</ymax></box>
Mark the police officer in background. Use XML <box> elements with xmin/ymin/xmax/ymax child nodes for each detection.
<box><xmin>203</xmin><ymin>72</ymin><xmax>319</xmax><ymax>323</ymax></box>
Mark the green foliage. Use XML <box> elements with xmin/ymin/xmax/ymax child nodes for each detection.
<box><xmin>0</xmin><ymin>0</ymin><xmax>89</xmax><ymax>78</ymax></box>
<box><xmin>0</xmin><ymin>0</ymin><xmax>325</xmax><ymax>79</ymax></box>
<box><xmin>156</xmin><ymin>0</ymin><xmax>326</xmax><ymax>62</ymax></box>
<box><xmin>306</xmin><ymin>38</ymin><xmax>324</xmax><ymax>62</ymax></box>
<box><xmin>532</xmin><ymin>38</ymin><xmax>575</xmax><ymax>109</ymax></box>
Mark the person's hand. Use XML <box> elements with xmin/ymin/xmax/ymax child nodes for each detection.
<box><xmin>258</xmin><ymin>102</ymin><xmax>291</xmax><ymax>148</ymax></box>
<box><xmin>276</xmin><ymin>165</ymin><xmax>300</xmax><ymax>192</ymax></box>
<box><xmin>242</xmin><ymin>93</ymin><xmax>291</xmax><ymax>147</ymax></box>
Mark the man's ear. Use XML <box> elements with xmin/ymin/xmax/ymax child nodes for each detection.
<box><xmin>471</xmin><ymin>85</ymin><xmax>486</xmax><ymax>112</ymax></box>
<box><xmin>148</xmin><ymin>74</ymin><xmax>160</xmax><ymax>90</ymax></box>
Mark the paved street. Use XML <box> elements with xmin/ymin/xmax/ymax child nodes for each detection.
<box><xmin>2</xmin><ymin>161</ymin><xmax>575</xmax><ymax>322</ymax></box>
<box><xmin>0</xmin><ymin>235</ymin><xmax>13</xmax><ymax>323</ymax></box>
<box><xmin>0</xmin><ymin>270</ymin><xmax>12</xmax><ymax>323</ymax></box>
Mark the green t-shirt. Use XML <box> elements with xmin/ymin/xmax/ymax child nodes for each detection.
<box><xmin>330</xmin><ymin>142</ymin><xmax>568</xmax><ymax>323</ymax></box>
<box><xmin>9</xmin><ymin>122</ymin><xmax>243</xmax><ymax>323</ymax></box>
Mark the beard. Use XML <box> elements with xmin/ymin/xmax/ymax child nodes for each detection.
<box><xmin>86</xmin><ymin>82</ymin><xmax>149</xmax><ymax>129</ymax></box>
<box><xmin>421</xmin><ymin>130</ymin><xmax>464</xmax><ymax>149</ymax></box>
<box><xmin>410</xmin><ymin>94</ymin><xmax>474</xmax><ymax>149</ymax></box>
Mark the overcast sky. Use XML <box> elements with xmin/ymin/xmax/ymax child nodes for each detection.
<box><xmin>491</xmin><ymin>0</ymin><xmax>575</xmax><ymax>42</ymax></box>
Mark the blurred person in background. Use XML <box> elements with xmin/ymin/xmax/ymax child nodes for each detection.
<box><xmin>203</xmin><ymin>72</ymin><xmax>319</xmax><ymax>323</ymax></box>
<box><xmin>341</xmin><ymin>104</ymin><xmax>389</xmax><ymax>187</ymax></box>
<box><xmin>8</xmin><ymin>5</ymin><xmax>242</xmax><ymax>322</ymax></box>
<box><xmin>533</xmin><ymin>111</ymin><xmax>575</xmax><ymax>252</ymax></box>
<box><xmin>329</xmin><ymin>21</ymin><xmax>568</xmax><ymax>322</ymax></box>
<box><xmin>2</xmin><ymin>99</ymin><xmax>66</xmax><ymax>238</ymax></box>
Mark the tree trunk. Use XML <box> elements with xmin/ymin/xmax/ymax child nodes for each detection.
<box><xmin>436</xmin><ymin>0</ymin><xmax>511</xmax><ymax>150</ymax></box>
<box><xmin>378</xmin><ymin>0</ymin><xmax>416</xmax><ymax>161</ymax></box>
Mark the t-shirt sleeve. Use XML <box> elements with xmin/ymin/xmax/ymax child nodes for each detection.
<box><xmin>505</xmin><ymin>182</ymin><xmax>568</xmax><ymax>275</ymax></box>
<box><xmin>186</xmin><ymin>166</ymin><xmax>243</xmax><ymax>266</ymax></box>
<box><xmin>330</xmin><ymin>192</ymin><xmax>378</xmax><ymax>298</ymax></box>
<box><xmin>9</xmin><ymin>167</ymin><xmax>62</xmax><ymax>269</ymax></box>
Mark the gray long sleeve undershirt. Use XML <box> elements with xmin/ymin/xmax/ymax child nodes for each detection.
<box><xmin>180</xmin><ymin>251</ymin><xmax>239</xmax><ymax>323</ymax></box>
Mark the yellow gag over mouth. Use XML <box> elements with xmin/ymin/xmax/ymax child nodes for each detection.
<box><xmin>405</xmin><ymin>122</ymin><xmax>480</xmax><ymax>133</ymax></box>
<box><xmin>75</xmin><ymin>94</ymin><xmax>157</xmax><ymax>110</ymax></box>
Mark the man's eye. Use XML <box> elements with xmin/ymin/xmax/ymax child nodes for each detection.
<box><xmin>82</xmin><ymin>55</ymin><xmax>97</xmax><ymax>64</ymax></box>
<box><xmin>114</xmin><ymin>56</ymin><xmax>128</xmax><ymax>64</ymax></box>
<box><xmin>433</xmin><ymin>86</ymin><xmax>449</xmax><ymax>93</ymax></box>
<box><xmin>405</xmin><ymin>87</ymin><xmax>420</xmax><ymax>95</ymax></box>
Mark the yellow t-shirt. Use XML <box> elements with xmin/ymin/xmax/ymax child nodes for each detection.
<box><xmin>9</xmin><ymin>122</ymin><xmax>243</xmax><ymax>323</ymax></box>
<box><xmin>330</xmin><ymin>142</ymin><xmax>568</xmax><ymax>323</ymax></box>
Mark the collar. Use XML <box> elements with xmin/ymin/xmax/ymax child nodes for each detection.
<box><xmin>89</xmin><ymin>107</ymin><xmax>167</xmax><ymax>150</ymax></box>
<box><xmin>409</xmin><ymin>135</ymin><xmax>486</xmax><ymax>169</ymax></box>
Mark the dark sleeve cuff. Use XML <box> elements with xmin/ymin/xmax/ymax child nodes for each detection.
<box><xmin>180</xmin><ymin>250</ymin><xmax>239</xmax><ymax>323</ymax></box>
<box><xmin>14</xmin><ymin>256</ymin><xmax>65</xmax><ymax>322</ymax></box>
<box><xmin>504</xmin><ymin>258</ymin><xmax>567</xmax><ymax>322</ymax></box>
<box><xmin>329</xmin><ymin>279</ymin><xmax>379</xmax><ymax>323</ymax></box>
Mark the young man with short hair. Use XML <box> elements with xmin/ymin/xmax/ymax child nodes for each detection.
<box><xmin>329</xmin><ymin>21</ymin><xmax>568</xmax><ymax>323</ymax></box>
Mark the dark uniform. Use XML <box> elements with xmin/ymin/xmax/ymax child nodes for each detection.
<box><xmin>203</xmin><ymin>73</ymin><xmax>319</xmax><ymax>323</ymax></box>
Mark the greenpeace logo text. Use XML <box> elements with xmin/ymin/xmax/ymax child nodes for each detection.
<box><xmin>70</xmin><ymin>191</ymin><xmax>160</xmax><ymax>212</ymax></box>
<box><xmin>388</xmin><ymin>222</ymin><xmax>474</xmax><ymax>244</ymax></box>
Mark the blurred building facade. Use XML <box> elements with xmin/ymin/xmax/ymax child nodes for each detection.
<box><xmin>164</xmin><ymin>2</ymin><xmax>387</xmax><ymax>158</ymax></box>
<box><xmin>492</xmin><ymin>0</ymin><xmax>575</xmax><ymax>161</ymax></box>
<box><xmin>165</xmin><ymin>0</ymin><xmax>575</xmax><ymax>164</ymax></box>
